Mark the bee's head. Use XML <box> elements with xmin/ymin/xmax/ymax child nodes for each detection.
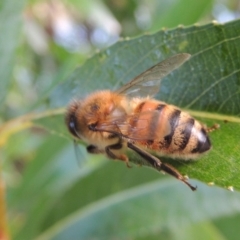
<box><xmin>65</xmin><ymin>91</ymin><xmax>112</xmax><ymax>138</ymax></box>
<box><xmin>66</xmin><ymin>91</ymin><xmax>126</xmax><ymax>144</ymax></box>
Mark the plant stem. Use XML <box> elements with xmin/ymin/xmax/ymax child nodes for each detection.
<box><xmin>0</xmin><ymin>172</ymin><xmax>9</xmax><ymax>240</ymax></box>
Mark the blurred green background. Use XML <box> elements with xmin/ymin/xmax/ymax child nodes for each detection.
<box><xmin>1</xmin><ymin>0</ymin><xmax>240</xmax><ymax>239</ymax></box>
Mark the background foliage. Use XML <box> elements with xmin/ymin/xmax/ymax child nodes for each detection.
<box><xmin>1</xmin><ymin>0</ymin><xmax>240</xmax><ymax>239</ymax></box>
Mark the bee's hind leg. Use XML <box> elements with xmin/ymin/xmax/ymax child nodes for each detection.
<box><xmin>127</xmin><ymin>142</ymin><xmax>197</xmax><ymax>191</ymax></box>
<box><xmin>159</xmin><ymin>163</ymin><xmax>197</xmax><ymax>191</ymax></box>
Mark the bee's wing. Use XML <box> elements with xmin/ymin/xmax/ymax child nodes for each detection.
<box><xmin>116</xmin><ymin>53</ymin><xmax>191</xmax><ymax>98</ymax></box>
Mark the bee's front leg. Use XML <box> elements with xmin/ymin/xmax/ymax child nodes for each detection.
<box><xmin>105</xmin><ymin>142</ymin><xmax>131</xmax><ymax>168</ymax></box>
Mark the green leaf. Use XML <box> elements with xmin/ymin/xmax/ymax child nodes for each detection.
<box><xmin>8</xmin><ymin>133</ymin><xmax>98</xmax><ymax>240</ymax></box>
<box><xmin>37</xmin><ymin>160</ymin><xmax>163</xmax><ymax>233</ymax></box>
<box><xmin>50</xmin><ymin>20</ymin><xmax>240</xmax><ymax>114</ymax></box>
<box><xmin>8</xmin><ymin>135</ymin><xmax>161</xmax><ymax>239</ymax></box>
<box><xmin>35</xmin><ymin>180</ymin><xmax>240</xmax><ymax>240</ymax></box>
<box><xmin>213</xmin><ymin>213</ymin><xmax>240</xmax><ymax>240</ymax></box>
<box><xmin>0</xmin><ymin>0</ymin><xmax>28</xmax><ymax>104</ymax></box>
<box><xmin>170</xmin><ymin>221</ymin><xmax>226</xmax><ymax>240</ymax></box>
<box><xmin>33</xmin><ymin>20</ymin><xmax>240</xmax><ymax>191</ymax></box>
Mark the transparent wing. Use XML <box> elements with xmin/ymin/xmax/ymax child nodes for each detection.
<box><xmin>116</xmin><ymin>53</ymin><xmax>191</xmax><ymax>98</ymax></box>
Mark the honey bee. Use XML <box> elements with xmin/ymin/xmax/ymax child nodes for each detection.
<box><xmin>66</xmin><ymin>53</ymin><xmax>211</xmax><ymax>191</ymax></box>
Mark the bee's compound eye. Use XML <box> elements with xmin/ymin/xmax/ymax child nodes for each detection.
<box><xmin>69</xmin><ymin>120</ymin><xmax>75</xmax><ymax>129</ymax></box>
<box><xmin>69</xmin><ymin>116</ymin><xmax>76</xmax><ymax>129</ymax></box>
<box><xmin>68</xmin><ymin>116</ymin><xmax>80</xmax><ymax>138</ymax></box>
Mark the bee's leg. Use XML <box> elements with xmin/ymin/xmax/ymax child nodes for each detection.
<box><xmin>127</xmin><ymin>142</ymin><xmax>197</xmax><ymax>191</ymax></box>
<box><xmin>205</xmin><ymin>123</ymin><xmax>220</xmax><ymax>133</ymax></box>
<box><xmin>159</xmin><ymin>163</ymin><xmax>197</xmax><ymax>191</ymax></box>
<box><xmin>86</xmin><ymin>145</ymin><xmax>103</xmax><ymax>154</ymax></box>
<box><xmin>105</xmin><ymin>142</ymin><xmax>132</xmax><ymax>168</ymax></box>
<box><xmin>88</xmin><ymin>126</ymin><xmax>131</xmax><ymax>167</ymax></box>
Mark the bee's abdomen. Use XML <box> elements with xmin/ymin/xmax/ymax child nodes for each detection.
<box><xmin>131</xmin><ymin>100</ymin><xmax>211</xmax><ymax>158</ymax></box>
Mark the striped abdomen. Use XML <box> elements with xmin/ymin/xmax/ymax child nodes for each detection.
<box><xmin>128</xmin><ymin>100</ymin><xmax>211</xmax><ymax>159</ymax></box>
